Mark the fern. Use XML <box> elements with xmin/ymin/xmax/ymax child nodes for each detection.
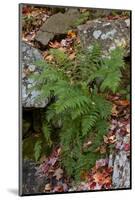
<box><xmin>81</xmin><ymin>113</ymin><xmax>99</xmax><ymax>136</ymax></box>
<box><xmin>42</xmin><ymin>121</ymin><xmax>52</xmax><ymax>147</ymax></box>
<box><xmin>29</xmin><ymin>44</ymin><xmax>125</xmax><ymax>181</ymax></box>
<box><xmin>89</xmin><ymin>47</ymin><xmax>124</xmax><ymax>93</ymax></box>
<box><xmin>34</xmin><ymin>140</ymin><xmax>42</xmax><ymax>161</ymax></box>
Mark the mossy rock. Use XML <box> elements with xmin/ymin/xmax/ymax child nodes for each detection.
<box><xmin>23</xmin><ymin>136</ymin><xmax>39</xmax><ymax>160</ymax></box>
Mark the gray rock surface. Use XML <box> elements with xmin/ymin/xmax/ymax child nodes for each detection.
<box><xmin>35</xmin><ymin>9</ymin><xmax>80</xmax><ymax>46</ymax></box>
<box><xmin>21</xmin><ymin>41</ymin><xmax>49</xmax><ymax>108</ymax></box>
<box><xmin>78</xmin><ymin>18</ymin><xmax>130</xmax><ymax>56</ymax></box>
<box><xmin>22</xmin><ymin>160</ymin><xmax>47</xmax><ymax>194</ymax></box>
<box><xmin>108</xmin><ymin>119</ymin><xmax>130</xmax><ymax>189</ymax></box>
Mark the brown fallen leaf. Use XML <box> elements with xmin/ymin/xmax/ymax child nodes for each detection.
<box><xmin>93</xmin><ymin>172</ymin><xmax>104</xmax><ymax>183</ymax></box>
<box><xmin>53</xmin><ymin>168</ymin><xmax>63</xmax><ymax>180</ymax></box>
<box><xmin>108</xmin><ymin>135</ymin><xmax>116</xmax><ymax>144</ymax></box>
<box><xmin>100</xmin><ymin>145</ymin><xmax>107</xmax><ymax>154</ymax></box>
<box><xmin>44</xmin><ymin>183</ymin><xmax>52</xmax><ymax>192</ymax></box>
<box><xmin>45</xmin><ymin>54</ymin><xmax>54</xmax><ymax>62</ymax></box>
<box><xmin>49</xmin><ymin>41</ymin><xmax>61</xmax><ymax>48</ymax></box>
<box><xmin>83</xmin><ymin>140</ymin><xmax>92</xmax><ymax>149</ymax></box>
<box><xmin>111</xmin><ymin>104</ymin><xmax>119</xmax><ymax>117</ymax></box>
<box><xmin>103</xmin><ymin>135</ymin><xmax>109</xmax><ymax>144</ymax></box>
<box><xmin>69</xmin><ymin>52</ymin><xmax>76</xmax><ymax>60</ymax></box>
<box><xmin>115</xmin><ymin>99</ymin><xmax>130</xmax><ymax>106</ymax></box>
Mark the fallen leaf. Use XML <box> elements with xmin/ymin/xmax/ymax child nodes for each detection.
<box><xmin>53</xmin><ymin>184</ymin><xmax>64</xmax><ymax>192</ymax></box>
<box><xmin>49</xmin><ymin>41</ymin><xmax>61</xmax><ymax>48</ymax></box>
<box><xmin>69</xmin><ymin>52</ymin><xmax>76</xmax><ymax>60</ymax></box>
<box><xmin>126</xmin><ymin>124</ymin><xmax>130</xmax><ymax>133</ymax></box>
<box><xmin>39</xmin><ymin>155</ymin><xmax>47</xmax><ymax>163</ymax></box>
<box><xmin>45</xmin><ymin>54</ymin><xmax>54</xmax><ymax>62</ymax></box>
<box><xmin>115</xmin><ymin>99</ymin><xmax>130</xmax><ymax>106</ymax></box>
<box><xmin>108</xmin><ymin>135</ymin><xmax>116</xmax><ymax>144</ymax></box>
<box><xmin>48</xmin><ymin>157</ymin><xmax>57</xmax><ymax>166</ymax></box>
<box><xmin>67</xmin><ymin>30</ymin><xmax>76</xmax><ymax>38</ymax></box>
<box><xmin>93</xmin><ymin>172</ymin><xmax>104</xmax><ymax>183</ymax></box>
<box><xmin>100</xmin><ymin>145</ymin><xmax>107</xmax><ymax>154</ymax></box>
<box><xmin>53</xmin><ymin>168</ymin><xmax>63</xmax><ymax>180</ymax></box>
<box><xmin>103</xmin><ymin>135</ymin><xmax>109</xmax><ymax>144</ymax></box>
<box><xmin>124</xmin><ymin>143</ymin><xmax>130</xmax><ymax>151</ymax></box>
<box><xmin>44</xmin><ymin>183</ymin><xmax>51</xmax><ymax>192</ymax></box>
<box><xmin>83</xmin><ymin>140</ymin><xmax>92</xmax><ymax>149</ymax></box>
<box><xmin>96</xmin><ymin>158</ymin><xmax>108</xmax><ymax>169</ymax></box>
<box><xmin>111</xmin><ymin>104</ymin><xmax>119</xmax><ymax>116</ymax></box>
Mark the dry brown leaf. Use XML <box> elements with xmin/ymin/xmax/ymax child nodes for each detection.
<box><xmin>83</xmin><ymin>140</ymin><xmax>92</xmax><ymax>149</ymax></box>
<box><xmin>45</xmin><ymin>54</ymin><xmax>54</xmax><ymax>62</ymax></box>
<box><xmin>93</xmin><ymin>172</ymin><xmax>104</xmax><ymax>183</ymax></box>
<box><xmin>53</xmin><ymin>168</ymin><xmax>63</xmax><ymax>180</ymax></box>
<box><xmin>115</xmin><ymin>99</ymin><xmax>130</xmax><ymax>106</ymax></box>
<box><xmin>44</xmin><ymin>183</ymin><xmax>51</xmax><ymax>192</ymax></box>
<box><xmin>69</xmin><ymin>52</ymin><xmax>76</xmax><ymax>60</ymax></box>
<box><xmin>103</xmin><ymin>135</ymin><xmax>109</xmax><ymax>144</ymax></box>
<box><xmin>108</xmin><ymin>135</ymin><xmax>116</xmax><ymax>144</ymax></box>
<box><xmin>49</xmin><ymin>41</ymin><xmax>61</xmax><ymax>48</ymax></box>
<box><xmin>39</xmin><ymin>155</ymin><xmax>47</xmax><ymax>163</ymax></box>
<box><xmin>58</xmin><ymin>47</ymin><xmax>67</xmax><ymax>52</ymax></box>
<box><xmin>111</xmin><ymin>104</ymin><xmax>119</xmax><ymax>116</ymax></box>
<box><xmin>100</xmin><ymin>145</ymin><xmax>107</xmax><ymax>154</ymax></box>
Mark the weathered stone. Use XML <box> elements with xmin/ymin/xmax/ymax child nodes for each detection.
<box><xmin>108</xmin><ymin>123</ymin><xmax>130</xmax><ymax>189</ymax></box>
<box><xmin>21</xmin><ymin>41</ymin><xmax>49</xmax><ymax>108</ymax></box>
<box><xmin>78</xmin><ymin>18</ymin><xmax>130</xmax><ymax>56</ymax></box>
<box><xmin>35</xmin><ymin>9</ymin><xmax>80</xmax><ymax>46</ymax></box>
<box><xmin>22</xmin><ymin>160</ymin><xmax>47</xmax><ymax>194</ymax></box>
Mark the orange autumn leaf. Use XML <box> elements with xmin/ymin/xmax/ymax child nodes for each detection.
<box><xmin>67</xmin><ymin>30</ymin><xmax>76</xmax><ymax>38</ymax></box>
<box><xmin>115</xmin><ymin>99</ymin><xmax>130</xmax><ymax>106</ymax></box>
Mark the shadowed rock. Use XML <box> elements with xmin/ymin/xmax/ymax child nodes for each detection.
<box><xmin>35</xmin><ymin>9</ymin><xmax>80</xmax><ymax>46</ymax></box>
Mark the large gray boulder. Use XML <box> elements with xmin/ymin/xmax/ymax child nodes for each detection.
<box><xmin>78</xmin><ymin>18</ymin><xmax>130</xmax><ymax>56</ymax></box>
<box><xmin>35</xmin><ymin>9</ymin><xmax>80</xmax><ymax>46</ymax></box>
<box><xmin>21</xmin><ymin>41</ymin><xmax>49</xmax><ymax>108</ymax></box>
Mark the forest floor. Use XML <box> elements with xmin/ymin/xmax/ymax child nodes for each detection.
<box><xmin>21</xmin><ymin>5</ymin><xmax>131</xmax><ymax>193</ymax></box>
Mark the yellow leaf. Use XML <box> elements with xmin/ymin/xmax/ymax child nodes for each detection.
<box><xmin>67</xmin><ymin>30</ymin><xmax>76</xmax><ymax>38</ymax></box>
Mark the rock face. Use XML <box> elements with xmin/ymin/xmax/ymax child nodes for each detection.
<box><xmin>78</xmin><ymin>18</ymin><xmax>130</xmax><ymax>56</ymax></box>
<box><xmin>35</xmin><ymin>9</ymin><xmax>80</xmax><ymax>46</ymax></box>
<box><xmin>21</xmin><ymin>41</ymin><xmax>49</xmax><ymax>108</ymax></box>
<box><xmin>108</xmin><ymin>119</ymin><xmax>130</xmax><ymax>189</ymax></box>
<box><xmin>22</xmin><ymin>160</ymin><xmax>47</xmax><ymax>194</ymax></box>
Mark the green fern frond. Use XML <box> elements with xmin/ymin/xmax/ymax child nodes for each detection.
<box><xmin>42</xmin><ymin>122</ymin><xmax>52</xmax><ymax>146</ymax></box>
<box><xmin>34</xmin><ymin>140</ymin><xmax>42</xmax><ymax>161</ymax></box>
<box><xmin>81</xmin><ymin>113</ymin><xmax>99</xmax><ymax>136</ymax></box>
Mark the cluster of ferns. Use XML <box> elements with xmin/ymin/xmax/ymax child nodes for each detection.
<box><xmin>30</xmin><ymin>44</ymin><xmax>124</xmax><ymax>181</ymax></box>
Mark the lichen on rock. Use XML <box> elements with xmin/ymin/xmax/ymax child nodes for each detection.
<box><xmin>21</xmin><ymin>41</ymin><xmax>49</xmax><ymax>108</ymax></box>
<box><xmin>78</xmin><ymin>18</ymin><xmax>130</xmax><ymax>57</ymax></box>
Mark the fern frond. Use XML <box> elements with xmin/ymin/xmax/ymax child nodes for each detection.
<box><xmin>81</xmin><ymin>113</ymin><xmax>99</xmax><ymax>136</ymax></box>
<box><xmin>34</xmin><ymin>140</ymin><xmax>42</xmax><ymax>161</ymax></box>
<box><xmin>42</xmin><ymin>122</ymin><xmax>52</xmax><ymax>146</ymax></box>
